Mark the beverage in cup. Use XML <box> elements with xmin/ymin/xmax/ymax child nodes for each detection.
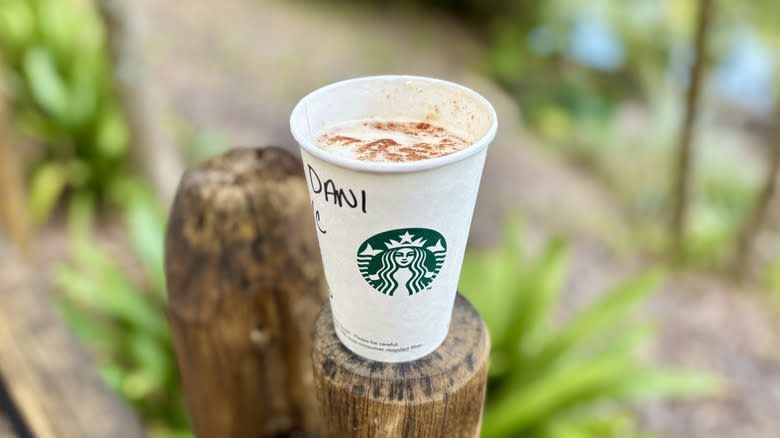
<box><xmin>290</xmin><ymin>75</ymin><xmax>497</xmax><ymax>362</ymax></box>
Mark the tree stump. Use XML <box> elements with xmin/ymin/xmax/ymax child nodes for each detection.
<box><xmin>312</xmin><ymin>294</ymin><xmax>490</xmax><ymax>438</ymax></box>
<box><xmin>165</xmin><ymin>147</ymin><xmax>327</xmax><ymax>437</ymax></box>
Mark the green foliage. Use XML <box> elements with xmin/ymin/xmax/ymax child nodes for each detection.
<box><xmin>588</xmin><ymin>94</ymin><xmax>762</xmax><ymax>266</ymax></box>
<box><xmin>0</xmin><ymin>0</ymin><xmax>129</xmax><ymax>223</ymax></box>
<box><xmin>366</xmin><ymin>0</ymin><xmax>775</xmax><ymax>269</ymax></box>
<box><xmin>54</xmin><ymin>184</ymin><xmax>191</xmax><ymax>438</ymax></box>
<box><xmin>459</xmin><ymin>219</ymin><xmax>719</xmax><ymax>438</ymax></box>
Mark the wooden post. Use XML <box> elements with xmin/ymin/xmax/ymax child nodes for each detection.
<box><xmin>165</xmin><ymin>147</ymin><xmax>327</xmax><ymax>437</ymax></box>
<box><xmin>312</xmin><ymin>294</ymin><xmax>490</xmax><ymax>438</ymax></box>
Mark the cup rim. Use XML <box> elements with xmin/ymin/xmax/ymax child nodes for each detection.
<box><xmin>290</xmin><ymin>75</ymin><xmax>498</xmax><ymax>173</ymax></box>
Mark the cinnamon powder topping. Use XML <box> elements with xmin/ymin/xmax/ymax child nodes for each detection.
<box><xmin>316</xmin><ymin>120</ymin><xmax>469</xmax><ymax>162</ymax></box>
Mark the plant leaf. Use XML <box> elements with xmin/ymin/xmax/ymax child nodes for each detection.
<box><xmin>23</xmin><ymin>46</ymin><xmax>70</xmax><ymax>123</ymax></box>
<box><xmin>482</xmin><ymin>355</ymin><xmax>638</xmax><ymax>438</ymax></box>
<box><xmin>460</xmin><ymin>216</ymin><xmax>527</xmax><ymax>350</ymax></box>
<box><xmin>609</xmin><ymin>368</ymin><xmax>722</xmax><ymax>400</ymax></box>
<box><xmin>527</xmin><ymin>269</ymin><xmax>664</xmax><ymax>372</ymax></box>
<box><xmin>508</xmin><ymin>236</ymin><xmax>569</xmax><ymax>358</ymax></box>
<box><xmin>28</xmin><ymin>161</ymin><xmax>68</xmax><ymax>224</ymax></box>
<box><xmin>124</xmin><ymin>188</ymin><xmax>166</xmax><ymax>294</ymax></box>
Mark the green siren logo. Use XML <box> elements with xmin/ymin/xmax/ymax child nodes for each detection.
<box><xmin>357</xmin><ymin>228</ymin><xmax>447</xmax><ymax>296</ymax></box>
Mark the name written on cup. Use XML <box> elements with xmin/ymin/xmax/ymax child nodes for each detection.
<box><xmin>307</xmin><ymin>164</ymin><xmax>367</xmax><ymax>234</ymax></box>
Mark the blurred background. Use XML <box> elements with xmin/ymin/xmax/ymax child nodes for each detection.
<box><xmin>1</xmin><ymin>0</ymin><xmax>779</xmax><ymax>437</ymax></box>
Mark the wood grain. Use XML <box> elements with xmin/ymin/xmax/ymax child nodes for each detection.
<box><xmin>0</xmin><ymin>238</ymin><xmax>145</xmax><ymax>438</ymax></box>
<box><xmin>0</xmin><ymin>413</ymin><xmax>13</xmax><ymax>438</ymax></box>
<box><xmin>165</xmin><ymin>147</ymin><xmax>327</xmax><ymax>437</ymax></box>
<box><xmin>313</xmin><ymin>294</ymin><xmax>490</xmax><ymax>438</ymax></box>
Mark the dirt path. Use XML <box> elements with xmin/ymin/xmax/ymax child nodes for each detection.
<box><xmin>132</xmin><ymin>0</ymin><xmax>780</xmax><ymax>436</ymax></box>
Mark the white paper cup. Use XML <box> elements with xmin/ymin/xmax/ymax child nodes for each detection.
<box><xmin>290</xmin><ymin>75</ymin><xmax>497</xmax><ymax>362</ymax></box>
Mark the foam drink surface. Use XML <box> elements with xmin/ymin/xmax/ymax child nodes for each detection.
<box><xmin>315</xmin><ymin>119</ymin><xmax>471</xmax><ymax>163</ymax></box>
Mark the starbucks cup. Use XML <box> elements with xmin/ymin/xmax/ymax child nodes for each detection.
<box><xmin>290</xmin><ymin>75</ymin><xmax>497</xmax><ymax>362</ymax></box>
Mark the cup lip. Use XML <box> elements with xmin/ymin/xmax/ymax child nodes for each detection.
<box><xmin>290</xmin><ymin>75</ymin><xmax>498</xmax><ymax>173</ymax></box>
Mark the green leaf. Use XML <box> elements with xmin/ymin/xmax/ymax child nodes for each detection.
<box><xmin>95</xmin><ymin>107</ymin><xmax>129</xmax><ymax>158</ymax></box>
<box><xmin>0</xmin><ymin>0</ymin><xmax>35</xmax><ymax>54</ymax></box>
<box><xmin>99</xmin><ymin>363</ymin><xmax>126</xmax><ymax>393</ymax></box>
<box><xmin>149</xmin><ymin>428</ymin><xmax>194</xmax><ymax>438</ymax></box>
<box><xmin>460</xmin><ymin>249</ymin><xmax>523</xmax><ymax>347</ymax></box>
<box><xmin>38</xmin><ymin>0</ymin><xmax>80</xmax><ymax>62</ymax></box>
<box><xmin>545</xmin><ymin>423</ymin><xmax>592</xmax><ymax>438</ymax></box>
<box><xmin>527</xmin><ymin>269</ymin><xmax>664</xmax><ymax>372</ymax></box>
<box><xmin>482</xmin><ymin>355</ymin><xmax>638</xmax><ymax>438</ymax></box>
<box><xmin>507</xmin><ymin>236</ymin><xmax>569</xmax><ymax>358</ymax></box>
<box><xmin>609</xmin><ymin>368</ymin><xmax>722</xmax><ymax>400</ymax></box>
<box><xmin>66</xmin><ymin>191</ymin><xmax>96</xmax><ymax>239</ymax></box>
<box><xmin>28</xmin><ymin>161</ymin><xmax>68</xmax><ymax>224</ymax></box>
<box><xmin>11</xmin><ymin>108</ymin><xmax>62</xmax><ymax>144</ymax></box>
<box><xmin>124</xmin><ymin>190</ymin><xmax>166</xmax><ymax>295</ymax></box>
<box><xmin>515</xmin><ymin>322</ymin><xmax>656</xmax><ymax>390</ymax></box>
<box><xmin>127</xmin><ymin>334</ymin><xmax>170</xmax><ymax>392</ymax></box>
<box><xmin>587</xmin><ymin>321</ymin><xmax>655</xmax><ymax>360</ymax></box>
<box><xmin>460</xmin><ymin>217</ymin><xmax>527</xmax><ymax>349</ymax></box>
<box><xmin>23</xmin><ymin>46</ymin><xmax>70</xmax><ymax>123</ymax></box>
<box><xmin>56</xmin><ymin>238</ymin><xmax>169</xmax><ymax>339</ymax></box>
<box><xmin>67</xmin><ymin>57</ymin><xmax>99</xmax><ymax>127</ymax></box>
<box><xmin>57</xmin><ymin>300</ymin><xmax>118</xmax><ymax>356</ymax></box>
<box><xmin>123</xmin><ymin>368</ymin><xmax>160</xmax><ymax>401</ymax></box>
<box><xmin>543</xmin><ymin>411</ymin><xmax>641</xmax><ymax>438</ymax></box>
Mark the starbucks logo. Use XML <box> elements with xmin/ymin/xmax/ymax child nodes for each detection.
<box><xmin>357</xmin><ymin>228</ymin><xmax>447</xmax><ymax>296</ymax></box>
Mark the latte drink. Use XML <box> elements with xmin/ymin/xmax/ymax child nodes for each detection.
<box><xmin>290</xmin><ymin>76</ymin><xmax>497</xmax><ymax>362</ymax></box>
<box><xmin>316</xmin><ymin>119</ymin><xmax>470</xmax><ymax>162</ymax></box>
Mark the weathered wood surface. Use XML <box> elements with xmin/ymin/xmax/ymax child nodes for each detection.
<box><xmin>0</xmin><ymin>407</ymin><xmax>18</xmax><ymax>438</ymax></box>
<box><xmin>165</xmin><ymin>147</ymin><xmax>327</xmax><ymax>437</ymax></box>
<box><xmin>0</xmin><ymin>416</ymin><xmax>12</xmax><ymax>438</ymax></box>
<box><xmin>0</xmin><ymin>380</ymin><xmax>28</xmax><ymax>438</ymax></box>
<box><xmin>0</xmin><ymin>414</ymin><xmax>15</xmax><ymax>438</ymax></box>
<box><xmin>0</xmin><ymin>238</ymin><xmax>146</xmax><ymax>438</ymax></box>
<box><xmin>313</xmin><ymin>294</ymin><xmax>490</xmax><ymax>438</ymax></box>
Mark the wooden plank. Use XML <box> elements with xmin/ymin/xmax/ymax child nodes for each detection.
<box><xmin>312</xmin><ymin>294</ymin><xmax>490</xmax><ymax>438</ymax></box>
<box><xmin>0</xmin><ymin>374</ymin><xmax>26</xmax><ymax>438</ymax></box>
<box><xmin>0</xmin><ymin>238</ymin><xmax>146</xmax><ymax>438</ymax></box>
<box><xmin>0</xmin><ymin>411</ymin><xmax>18</xmax><ymax>438</ymax></box>
<box><xmin>165</xmin><ymin>147</ymin><xmax>327</xmax><ymax>437</ymax></box>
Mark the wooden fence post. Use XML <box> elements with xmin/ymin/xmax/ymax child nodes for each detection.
<box><xmin>165</xmin><ymin>147</ymin><xmax>327</xmax><ymax>437</ymax></box>
<box><xmin>312</xmin><ymin>294</ymin><xmax>490</xmax><ymax>438</ymax></box>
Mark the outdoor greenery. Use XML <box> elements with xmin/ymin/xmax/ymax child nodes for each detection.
<box><xmin>459</xmin><ymin>220</ymin><xmax>719</xmax><ymax>438</ymax></box>
<box><xmin>54</xmin><ymin>184</ymin><xmax>191</xmax><ymax>438</ymax></box>
<box><xmin>1</xmin><ymin>0</ymin><xmax>777</xmax><ymax>435</ymax></box>
<box><xmin>0</xmin><ymin>0</ymin><xmax>129</xmax><ymax>224</ymax></box>
<box><xmin>54</xmin><ymin>199</ymin><xmax>718</xmax><ymax>437</ymax></box>
<box><xmin>368</xmin><ymin>0</ymin><xmax>779</xmax><ymax>270</ymax></box>
<box><xmin>486</xmin><ymin>1</ymin><xmax>776</xmax><ymax>271</ymax></box>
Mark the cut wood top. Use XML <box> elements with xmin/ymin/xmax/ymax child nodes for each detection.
<box><xmin>313</xmin><ymin>294</ymin><xmax>489</xmax><ymax>402</ymax></box>
<box><xmin>312</xmin><ymin>294</ymin><xmax>490</xmax><ymax>438</ymax></box>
